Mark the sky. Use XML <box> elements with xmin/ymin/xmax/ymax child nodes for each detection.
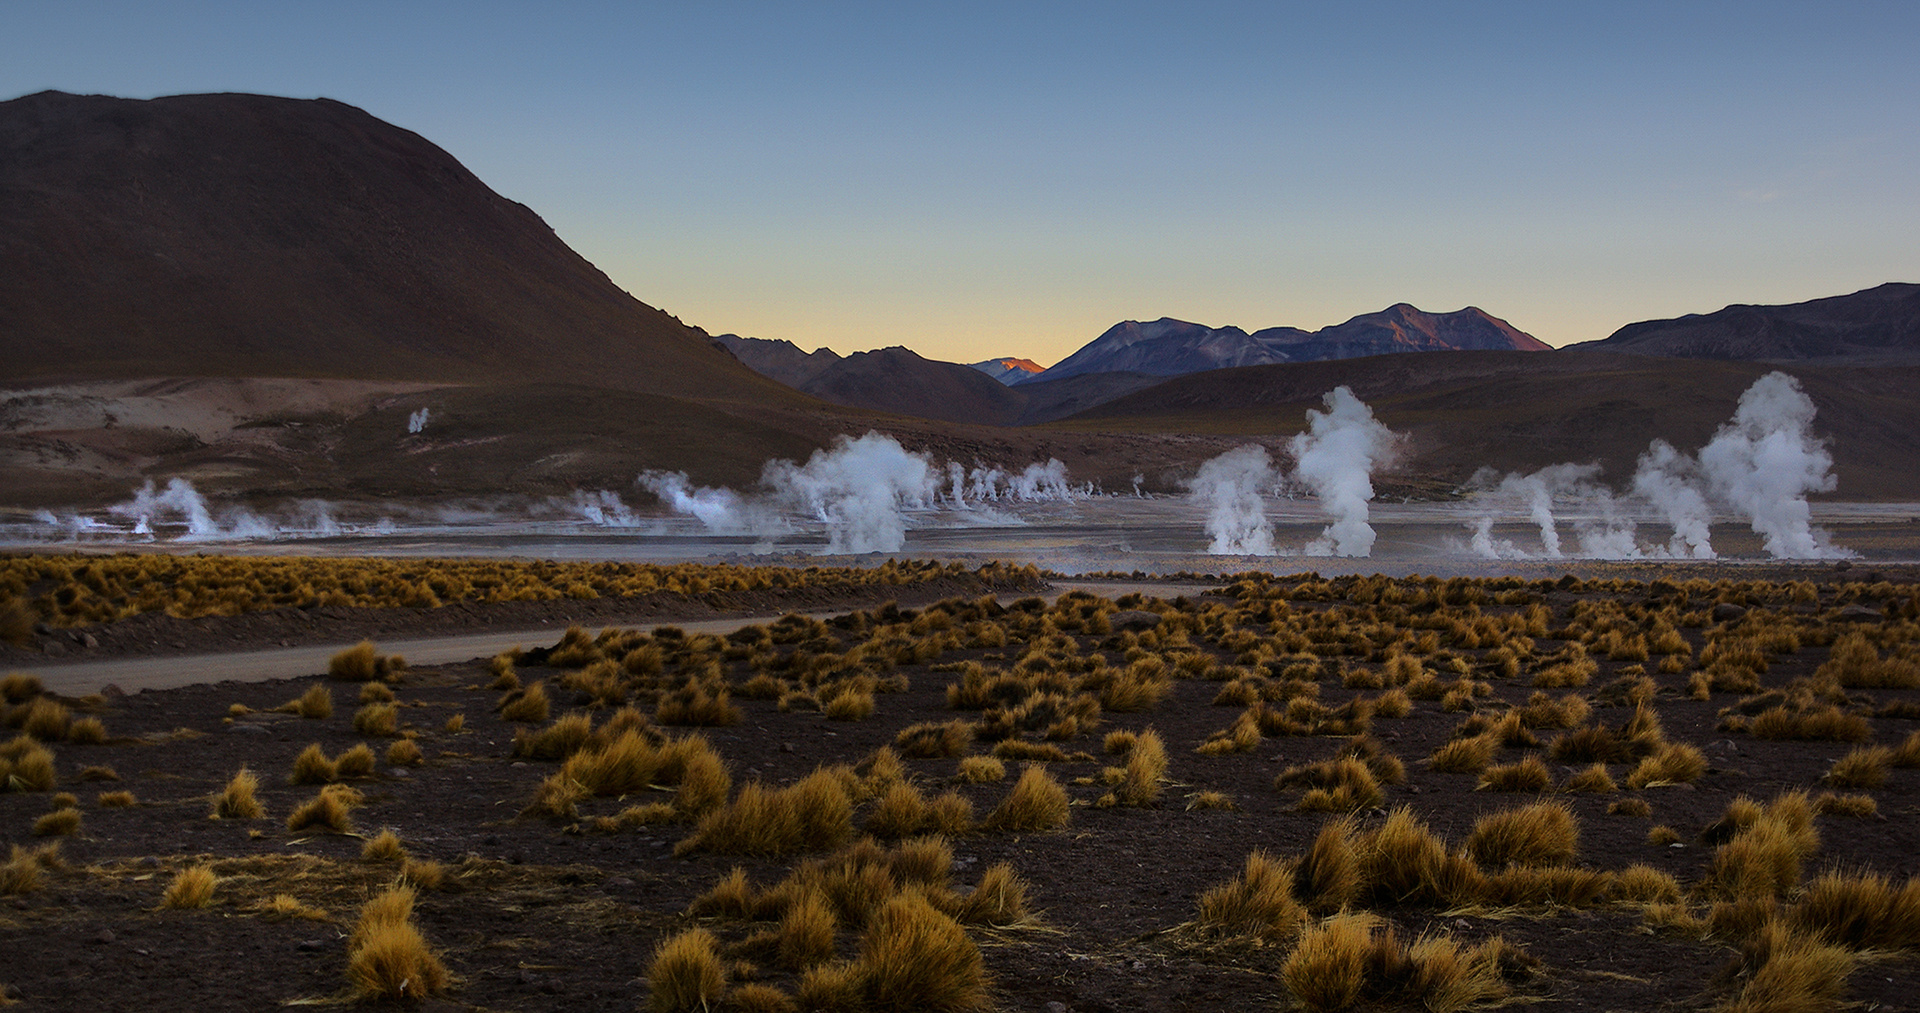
<box><xmin>6</xmin><ymin>1</ymin><xmax>1918</xmax><ymax>365</ymax></box>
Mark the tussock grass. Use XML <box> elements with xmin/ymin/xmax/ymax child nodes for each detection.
<box><xmin>97</xmin><ymin>789</ymin><xmax>136</xmax><ymax>807</ymax></box>
<box><xmin>1095</xmin><ymin>728</ymin><xmax>1166</xmax><ymax>807</ymax></box>
<box><xmin>1625</xmin><ymin>741</ymin><xmax>1707</xmax><ymax>788</ymax></box>
<box><xmin>1561</xmin><ymin>763</ymin><xmax>1617</xmax><ymax>794</ymax></box>
<box><xmin>290</xmin><ymin>743</ymin><xmax>338</xmax><ymax>785</ymax></box>
<box><xmin>19</xmin><ymin>697</ymin><xmax>70</xmax><ymax>741</ymax></box>
<box><xmin>363</xmin><ymin>829</ymin><xmax>407</xmax><ymax>862</ymax></box>
<box><xmin>334</xmin><ymin>743</ymin><xmax>377</xmax><ymax>779</ymax></box>
<box><xmin>64</xmin><ymin>716</ymin><xmax>106</xmax><ymax>744</ymax></box>
<box><xmin>1788</xmin><ymin>870</ymin><xmax>1920</xmax><ymax>950</ymax></box>
<box><xmin>677</xmin><ymin>768</ymin><xmax>855</xmax><ymax>857</ymax></box>
<box><xmin>499</xmin><ymin>681</ymin><xmax>551</xmax><ymax>723</ymax></box>
<box><xmin>854</xmin><ymin>889</ymin><xmax>989</xmax><ymax>1012</ymax></box>
<box><xmin>1429</xmin><ymin>735</ymin><xmax>1497</xmax><ymax>775</ymax></box>
<box><xmin>285</xmin><ymin>784</ymin><xmax>359</xmax><ymax>834</ymax></box>
<box><xmin>286</xmin><ymin>684</ymin><xmax>332</xmax><ymax>719</ymax></box>
<box><xmin>1477</xmin><ymin>756</ymin><xmax>1553</xmax><ymax>793</ymax></box>
<box><xmin>1</xmin><ymin>734</ymin><xmax>57</xmax><ymax>791</ymax></box>
<box><xmin>895</xmin><ymin>720</ymin><xmax>973</xmax><ymax>758</ymax></box>
<box><xmin>979</xmin><ymin>765</ymin><xmax>1069</xmax><ymax>833</ymax></box>
<box><xmin>161</xmin><ymin>866</ymin><xmax>216</xmax><ymax>909</ymax></box>
<box><xmin>351</xmin><ymin>702</ymin><xmax>398</xmax><ymax>738</ymax></box>
<box><xmin>1747</xmin><ymin>705</ymin><xmax>1871</xmax><ymax>742</ymax></box>
<box><xmin>776</xmin><ymin>888</ymin><xmax>838</xmax><ymax>970</ymax></box>
<box><xmin>1294</xmin><ymin>816</ymin><xmax>1362</xmax><ymax>915</ymax></box>
<box><xmin>211</xmin><ymin>767</ymin><xmax>264</xmax><ymax>819</ymax></box>
<box><xmin>1702</xmin><ymin>793</ymin><xmax>1820</xmax><ymax>900</ymax></box>
<box><xmin>659</xmin><ymin>684</ymin><xmax>743</xmax><ymax>726</ymax></box>
<box><xmin>32</xmin><ymin>808</ymin><xmax>80</xmax><ymax>836</ymax></box>
<box><xmin>956</xmin><ymin>862</ymin><xmax>1030</xmax><ymax>926</ymax></box>
<box><xmin>1824</xmin><ymin>745</ymin><xmax>1891</xmax><ymax>789</ymax></box>
<box><xmin>386</xmin><ymin>739</ymin><xmax>424</xmax><ymax>766</ymax></box>
<box><xmin>358</xmin><ymin>681</ymin><xmax>395</xmax><ymax>704</ymax></box>
<box><xmin>1717</xmin><ymin>918</ymin><xmax>1856</xmax><ymax>1013</ymax></box>
<box><xmin>1615</xmin><ymin>864</ymin><xmax>1684</xmax><ymax>905</ymax></box>
<box><xmin>954</xmin><ymin>755</ymin><xmax>1005</xmax><ymax>783</ymax></box>
<box><xmin>348</xmin><ymin>884</ymin><xmax>451</xmax><ymax>1002</ymax></box>
<box><xmin>1198</xmin><ymin>850</ymin><xmax>1303</xmax><ymax>941</ymax></box>
<box><xmin>328</xmin><ymin>640</ymin><xmax>403</xmax><ymax>682</ymax></box>
<box><xmin>1466</xmin><ymin>801</ymin><xmax>1578</xmax><ymax>868</ymax></box>
<box><xmin>1359</xmin><ymin>807</ymin><xmax>1484</xmax><ymax>908</ymax></box>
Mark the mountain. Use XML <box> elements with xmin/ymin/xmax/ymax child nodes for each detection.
<box><xmin>968</xmin><ymin>357</ymin><xmax>1046</xmax><ymax>384</ymax></box>
<box><xmin>0</xmin><ymin>90</ymin><xmax>792</xmax><ymax>399</ymax></box>
<box><xmin>794</xmin><ymin>346</ymin><xmax>1029</xmax><ymax>426</ymax></box>
<box><xmin>1024</xmin><ymin>305</ymin><xmax>1549</xmax><ymax>384</ymax></box>
<box><xmin>713</xmin><ymin>333</ymin><xmax>843</xmax><ymax>387</ymax></box>
<box><xmin>1049</xmin><ymin>350</ymin><xmax>1920</xmax><ymax>500</ymax></box>
<box><xmin>1568</xmin><ymin>283</ymin><xmax>1920</xmax><ymax>364</ymax></box>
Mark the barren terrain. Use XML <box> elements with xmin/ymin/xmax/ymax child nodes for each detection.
<box><xmin>4</xmin><ymin>560</ymin><xmax>1919</xmax><ymax>1011</ymax></box>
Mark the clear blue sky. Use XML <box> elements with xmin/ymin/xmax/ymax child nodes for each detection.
<box><xmin>7</xmin><ymin>2</ymin><xmax>1917</xmax><ymax>364</ymax></box>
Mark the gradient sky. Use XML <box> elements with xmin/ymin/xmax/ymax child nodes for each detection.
<box><xmin>6</xmin><ymin>2</ymin><xmax>1918</xmax><ymax>365</ymax></box>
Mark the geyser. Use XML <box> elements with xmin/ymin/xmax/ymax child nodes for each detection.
<box><xmin>1290</xmin><ymin>386</ymin><xmax>1401</xmax><ymax>557</ymax></box>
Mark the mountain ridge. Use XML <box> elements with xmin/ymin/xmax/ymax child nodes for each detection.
<box><xmin>1567</xmin><ymin>283</ymin><xmax>1920</xmax><ymax>363</ymax></box>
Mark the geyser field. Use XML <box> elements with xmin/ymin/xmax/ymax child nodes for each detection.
<box><xmin>3</xmin><ymin>373</ymin><xmax>1919</xmax><ymax>1012</ymax></box>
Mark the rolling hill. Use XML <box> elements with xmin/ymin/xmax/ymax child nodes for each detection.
<box><xmin>1570</xmin><ymin>283</ymin><xmax>1920</xmax><ymax>364</ymax></box>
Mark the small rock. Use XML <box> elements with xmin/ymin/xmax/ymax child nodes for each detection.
<box><xmin>33</xmin><ymin>622</ymin><xmax>52</xmax><ymax>635</ymax></box>
<box><xmin>1710</xmin><ymin>603</ymin><xmax>1747</xmax><ymax>622</ymax></box>
<box><xmin>780</xmin><ymin>742</ymin><xmax>794</xmax><ymax>753</ymax></box>
<box><xmin>297</xmin><ymin>939</ymin><xmax>326</xmax><ymax>952</ymax></box>
<box><xmin>99</xmin><ymin>684</ymin><xmax>125</xmax><ymax>698</ymax></box>
<box><xmin>228</xmin><ymin>724</ymin><xmax>270</xmax><ymax>735</ymax></box>
<box><xmin>93</xmin><ymin>929</ymin><xmax>115</xmax><ymax>945</ymax></box>
<box><xmin>1833</xmin><ymin>604</ymin><xmax>1882</xmax><ymax>623</ymax></box>
<box><xmin>40</xmin><ymin>641</ymin><xmax>66</xmax><ymax>657</ymax></box>
<box><xmin>1047</xmin><ymin>1002</ymin><xmax>1069</xmax><ymax>1013</ymax></box>
<box><xmin>171</xmin><ymin>641</ymin><xmax>187</xmax><ymax>649</ymax></box>
<box><xmin>603</xmin><ymin>877</ymin><xmax>635</xmax><ymax>889</ymax></box>
<box><xmin>390</xmin><ymin>768</ymin><xmax>410</xmax><ymax>778</ymax></box>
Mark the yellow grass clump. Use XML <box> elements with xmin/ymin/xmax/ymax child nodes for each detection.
<box><xmin>979</xmin><ymin>765</ymin><xmax>1069</xmax><ymax>833</ymax></box>
<box><xmin>676</xmin><ymin>768</ymin><xmax>855</xmax><ymax>857</ymax></box>
<box><xmin>1465</xmin><ymin>800</ymin><xmax>1578</xmax><ymax>868</ymax></box>
<box><xmin>1</xmin><ymin>735</ymin><xmax>57</xmax><ymax>792</ymax></box>
<box><xmin>286</xmin><ymin>784</ymin><xmax>360</xmax><ymax>834</ymax></box>
<box><xmin>161</xmin><ymin>866</ymin><xmax>216</xmax><ymax>909</ymax></box>
<box><xmin>1824</xmin><ymin>745</ymin><xmax>1891</xmax><ymax>789</ymax></box>
<box><xmin>386</xmin><ymin>739</ymin><xmax>424</xmax><ymax>767</ymax></box>
<box><xmin>351</xmin><ymin>702</ymin><xmax>398</xmax><ymax>738</ymax></box>
<box><xmin>854</xmin><ymin>889</ymin><xmax>989</xmax><ymax>1013</ymax></box>
<box><xmin>1477</xmin><ymin>755</ymin><xmax>1553</xmax><ymax>793</ymax></box>
<box><xmin>32</xmin><ymin>808</ymin><xmax>80</xmax><ymax>836</ymax></box>
<box><xmin>329</xmin><ymin>640</ymin><xmax>404</xmax><ymax>682</ymax></box>
<box><xmin>211</xmin><ymin>767</ymin><xmax>264</xmax><ymax>819</ymax></box>
<box><xmin>347</xmin><ymin>884</ymin><xmax>451</xmax><ymax>1002</ymax></box>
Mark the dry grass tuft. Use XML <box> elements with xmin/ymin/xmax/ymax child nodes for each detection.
<box><xmin>386</xmin><ymin>739</ymin><xmax>424</xmax><ymax>767</ymax></box>
<box><xmin>362</xmin><ymin>828</ymin><xmax>407</xmax><ymax>863</ymax></box>
<box><xmin>1717</xmin><ymin>918</ymin><xmax>1856</xmax><ymax>1013</ymax></box>
<box><xmin>32</xmin><ymin>808</ymin><xmax>80</xmax><ymax>836</ymax></box>
<box><xmin>1294</xmin><ymin>816</ymin><xmax>1362</xmax><ymax>915</ymax></box>
<box><xmin>499</xmin><ymin>681</ymin><xmax>552</xmax><ymax>724</ymax></box>
<box><xmin>1625</xmin><ymin>742</ymin><xmax>1707</xmax><ymax>788</ymax></box>
<box><xmin>1096</xmin><ymin>728</ymin><xmax>1167</xmax><ymax>808</ymax></box>
<box><xmin>161</xmin><ymin>866</ymin><xmax>216</xmax><ymax>909</ymax></box>
<box><xmin>1466</xmin><ymin>800</ymin><xmax>1578</xmax><ymax>868</ymax></box>
<box><xmin>1477</xmin><ymin>755</ymin><xmax>1553</xmax><ymax>793</ymax></box>
<box><xmin>1560</xmin><ymin>763</ymin><xmax>1617</xmax><ymax>794</ymax></box>
<box><xmin>1429</xmin><ymin>735</ymin><xmax>1497</xmax><ymax>775</ymax></box>
<box><xmin>211</xmin><ymin>767</ymin><xmax>264</xmax><ymax>819</ymax></box>
<box><xmin>1824</xmin><ymin>745</ymin><xmax>1891</xmax><ymax>789</ymax></box>
<box><xmin>352</xmin><ymin>702</ymin><xmax>399</xmax><ymax>738</ymax></box>
<box><xmin>677</xmin><ymin>768</ymin><xmax>855</xmax><ymax>856</ymax></box>
<box><xmin>334</xmin><ymin>743</ymin><xmax>377</xmax><ymax>779</ymax></box>
<box><xmin>956</xmin><ymin>862</ymin><xmax>1030</xmax><ymax>926</ymax></box>
<box><xmin>896</xmin><ymin>720</ymin><xmax>974</xmax><ymax>758</ymax></box>
<box><xmin>97</xmin><ymin>789</ymin><xmax>136</xmax><ymax>807</ymax></box>
<box><xmin>1812</xmin><ymin>792</ymin><xmax>1878</xmax><ymax>818</ymax></box>
<box><xmin>290</xmin><ymin>743</ymin><xmax>338</xmax><ymax>785</ymax></box>
<box><xmin>776</xmin><ymin>888</ymin><xmax>838</xmax><ymax>970</ymax></box>
<box><xmin>0</xmin><ymin>734</ymin><xmax>57</xmax><ymax>791</ymax></box>
<box><xmin>855</xmin><ymin>889</ymin><xmax>989</xmax><ymax>1012</ymax></box>
<box><xmin>1614</xmin><ymin>864</ymin><xmax>1684</xmax><ymax>905</ymax></box>
<box><xmin>1199</xmin><ymin>850</ymin><xmax>1303</xmax><ymax>941</ymax></box>
<box><xmin>980</xmin><ymin>765</ymin><xmax>1069</xmax><ymax>833</ymax></box>
<box><xmin>286</xmin><ymin>784</ymin><xmax>359</xmax><ymax>834</ymax></box>
<box><xmin>348</xmin><ymin>884</ymin><xmax>451</xmax><ymax>1002</ymax></box>
<box><xmin>289</xmin><ymin>684</ymin><xmax>333</xmax><ymax>719</ymax></box>
<box><xmin>329</xmin><ymin>640</ymin><xmax>404</xmax><ymax>682</ymax></box>
<box><xmin>954</xmin><ymin>755</ymin><xmax>1005</xmax><ymax>783</ymax></box>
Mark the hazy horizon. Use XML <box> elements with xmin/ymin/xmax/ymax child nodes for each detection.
<box><xmin>6</xmin><ymin>2</ymin><xmax>1917</xmax><ymax>365</ymax></box>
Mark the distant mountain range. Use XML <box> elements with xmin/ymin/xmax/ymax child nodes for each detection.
<box><xmin>1023</xmin><ymin>304</ymin><xmax>1550</xmax><ymax>384</ymax></box>
<box><xmin>1569</xmin><ymin>283</ymin><xmax>1920</xmax><ymax>364</ymax></box>
<box><xmin>969</xmin><ymin>357</ymin><xmax>1046</xmax><ymax>383</ymax></box>
<box><xmin>2</xmin><ymin>88</ymin><xmax>1914</xmax><ymax>504</ymax></box>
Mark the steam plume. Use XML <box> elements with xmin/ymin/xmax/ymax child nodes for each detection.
<box><xmin>1631</xmin><ymin>440</ymin><xmax>1714</xmax><ymax>558</ymax></box>
<box><xmin>760</xmin><ymin>433</ymin><xmax>937</xmax><ymax>553</ymax></box>
<box><xmin>1698</xmin><ymin>371</ymin><xmax>1846</xmax><ymax>558</ymax></box>
<box><xmin>1289</xmin><ymin>387</ymin><xmax>1400</xmax><ymax>557</ymax></box>
<box><xmin>1187</xmin><ymin>445</ymin><xmax>1277</xmax><ymax>555</ymax></box>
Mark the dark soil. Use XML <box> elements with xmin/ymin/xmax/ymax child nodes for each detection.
<box><xmin>3</xmin><ymin>571</ymin><xmax>1919</xmax><ymax>1012</ymax></box>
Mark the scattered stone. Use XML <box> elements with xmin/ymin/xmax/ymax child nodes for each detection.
<box><xmin>1109</xmin><ymin>609</ymin><xmax>1161</xmax><ymax>631</ymax></box>
<box><xmin>1710</xmin><ymin>603</ymin><xmax>1747</xmax><ymax>622</ymax></box>
<box><xmin>93</xmin><ymin>929</ymin><xmax>115</xmax><ymax>945</ymax></box>
<box><xmin>297</xmin><ymin>939</ymin><xmax>326</xmax><ymax>953</ymax></box>
<box><xmin>228</xmin><ymin>724</ymin><xmax>270</xmax><ymax>735</ymax></box>
<box><xmin>1833</xmin><ymin>604</ymin><xmax>1882</xmax><ymax>623</ymax></box>
<box><xmin>1047</xmin><ymin>1002</ymin><xmax>1069</xmax><ymax>1013</ymax></box>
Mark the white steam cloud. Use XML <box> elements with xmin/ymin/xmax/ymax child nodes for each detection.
<box><xmin>1290</xmin><ymin>387</ymin><xmax>1401</xmax><ymax>557</ymax></box>
<box><xmin>1465</xmin><ymin>371</ymin><xmax>1847</xmax><ymax>560</ymax></box>
<box><xmin>1188</xmin><ymin>387</ymin><xmax>1401</xmax><ymax>557</ymax></box>
<box><xmin>407</xmin><ymin>407</ymin><xmax>430</xmax><ymax>434</ymax></box>
<box><xmin>1186</xmin><ymin>445</ymin><xmax>1278</xmax><ymax>555</ymax></box>
<box><xmin>1698</xmin><ymin>371</ymin><xmax>1846</xmax><ymax>558</ymax></box>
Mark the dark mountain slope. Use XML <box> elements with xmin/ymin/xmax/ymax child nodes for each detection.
<box><xmin>0</xmin><ymin>90</ymin><xmax>797</xmax><ymax>401</ymax></box>
<box><xmin>1570</xmin><ymin>283</ymin><xmax>1920</xmax><ymax>364</ymax></box>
